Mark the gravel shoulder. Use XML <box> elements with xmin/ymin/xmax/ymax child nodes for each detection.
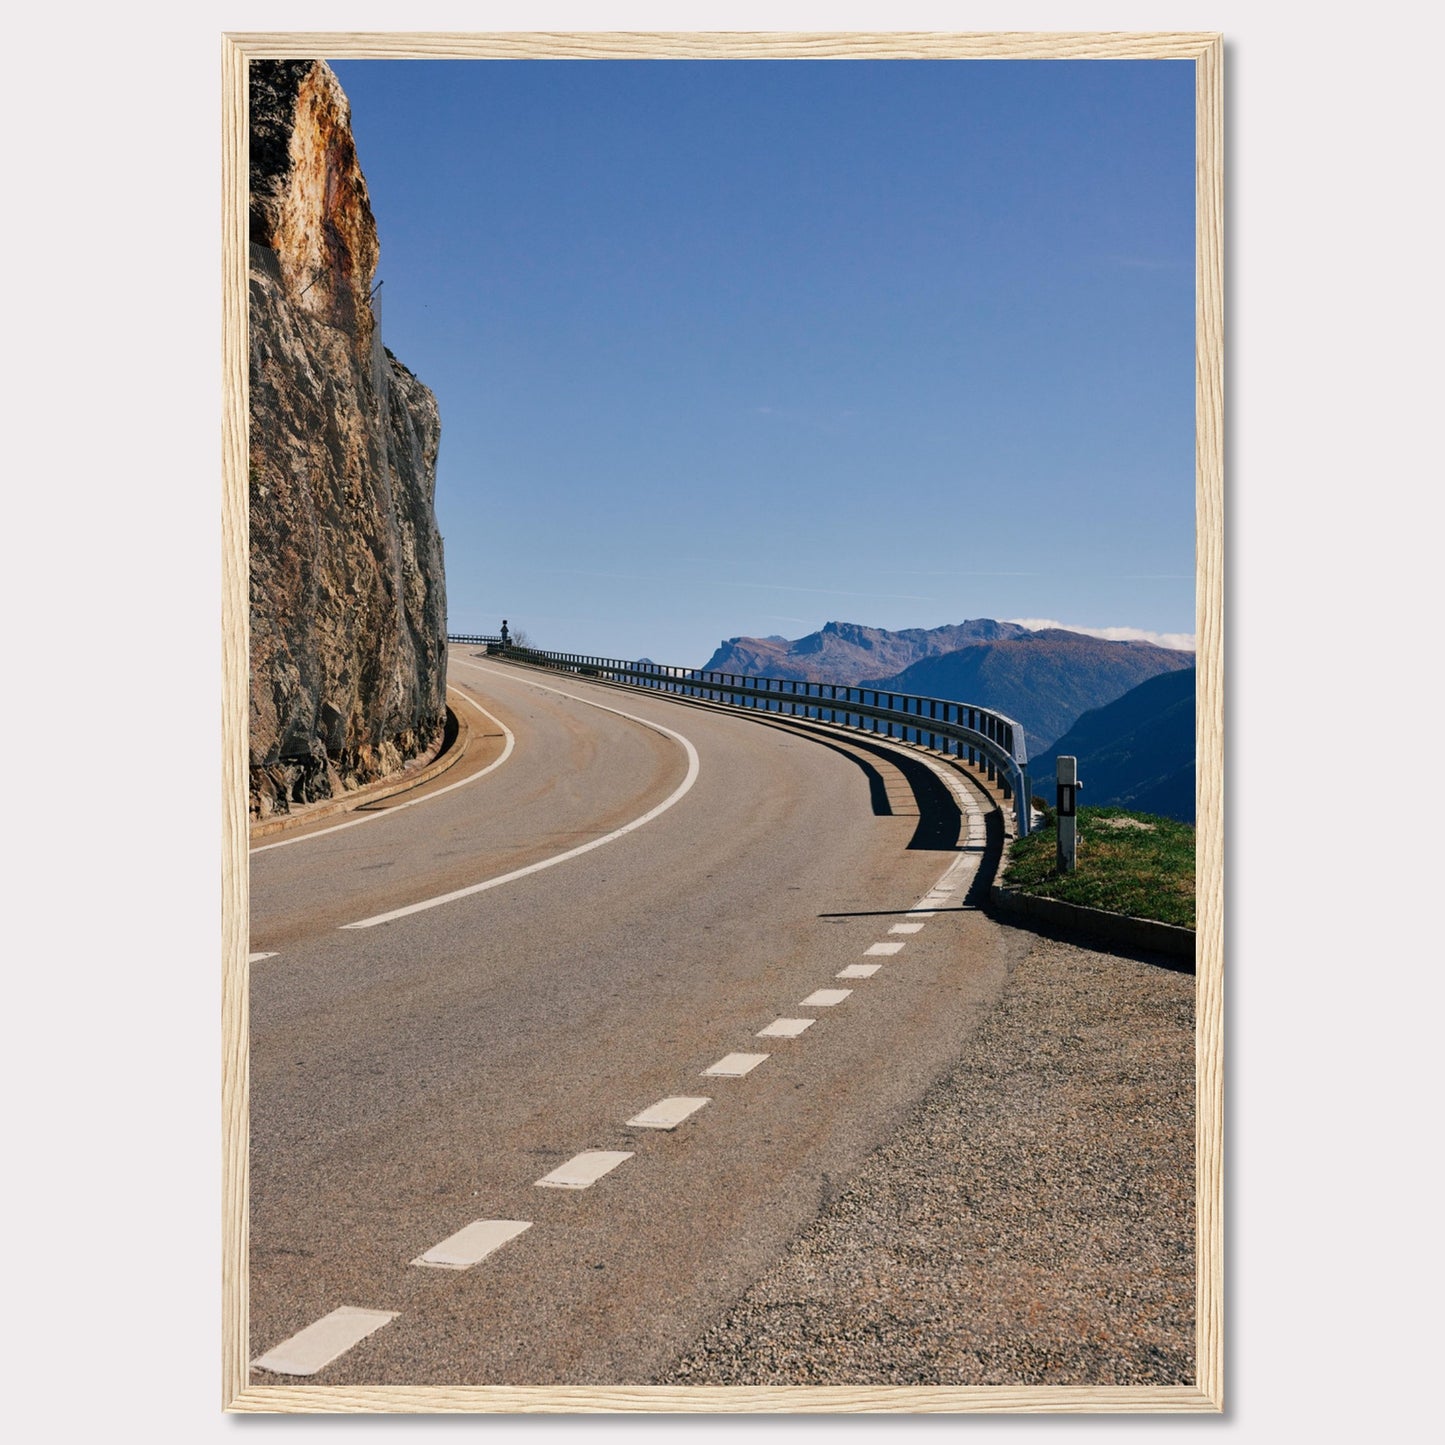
<box><xmin>662</xmin><ymin>933</ymin><xmax>1196</xmax><ymax>1386</ymax></box>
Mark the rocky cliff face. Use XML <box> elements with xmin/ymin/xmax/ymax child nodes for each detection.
<box><xmin>248</xmin><ymin>60</ymin><xmax>447</xmax><ymax>816</ymax></box>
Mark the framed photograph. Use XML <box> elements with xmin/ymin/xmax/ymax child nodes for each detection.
<box><xmin>223</xmin><ymin>30</ymin><xmax>1222</xmax><ymax>1413</ymax></box>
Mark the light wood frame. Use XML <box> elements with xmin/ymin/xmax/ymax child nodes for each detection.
<box><xmin>222</xmin><ymin>30</ymin><xmax>1223</xmax><ymax>1414</ymax></box>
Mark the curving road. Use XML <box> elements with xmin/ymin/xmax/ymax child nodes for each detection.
<box><xmin>248</xmin><ymin>647</ymin><xmax>1029</xmax><ymax>1386</ymax></box>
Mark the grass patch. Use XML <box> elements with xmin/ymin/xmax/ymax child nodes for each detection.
<box><xmin>1003</xmin><ymin>805</ymin><xmax>1196</xmax><ymax>929</ymax></box>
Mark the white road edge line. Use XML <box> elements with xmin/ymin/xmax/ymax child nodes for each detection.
<box><xmin>251</xmin><ymin>684</ymin><xmax>516</xmax><ymax>854</ymax></box>
<box><xmin>340</xmin><ymin>660</ymin><xmax>701</xmax><ymax>929</ymax></box>
<box><xmin>252</xmin><ymin>1306</ymin><xmax>397</xmax><ymax>1377</ymax></box>
<box><xmin>912</xmin><ymin>756</ymin><xmax>990</xmax><ymax>904</ymax></box>
<box><xmin>248</xmin><ymin>952</ymin><xmax>277</xmax><ymax>963</ymax></box>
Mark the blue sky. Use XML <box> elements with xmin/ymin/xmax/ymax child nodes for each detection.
<box><xmin>330</xmin><ymin>58</ymin><xmax>1196</xmax><ymax>666</ymax></box>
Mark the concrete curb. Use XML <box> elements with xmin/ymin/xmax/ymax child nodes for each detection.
<box><xmin>248</xmin><ymin>704</ymin><xmax>470</xmax><ymax>843</ymax></box>
<box><xmin>989</xmin><ymin>872</ymin><xmax>1196</xmax><ymax>963</ymax></box>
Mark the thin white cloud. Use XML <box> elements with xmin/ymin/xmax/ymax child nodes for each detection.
<box><xmin>1007</xmin><ymin>618</ymin><xmax>1196</xmax><ymax>652</ymax></box>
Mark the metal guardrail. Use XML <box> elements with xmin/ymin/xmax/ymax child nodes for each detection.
<box><xmin>452</xmin><ymin>639</ymin><xmax>1033</xmax><ymax>837</ymax></box>
<box><xmin>447</xmin><ymin>633</ymin><xmax>502</xmax><ymax>646</ymax></box>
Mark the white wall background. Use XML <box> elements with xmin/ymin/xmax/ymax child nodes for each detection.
<box><xmin>5</xmin><ymin>1</ymin><xmax>1437</xmax><ymax>1438</ymax></box>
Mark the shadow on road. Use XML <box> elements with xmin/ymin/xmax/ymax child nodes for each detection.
<box><xmin>353</xmin><ymin>705</ymin><xmax>462</xmax><ymax>813</ymax></box>
<box><xmin>742</xmin><ymin>715</ymin><xmax>963</xmax><ymax>853</ymax></box>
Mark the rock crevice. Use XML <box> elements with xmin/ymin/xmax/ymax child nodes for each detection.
<box><xmin>248</xmin><ymin>60</ymin><xmax>447</xmax><ymax>817</ymax></box>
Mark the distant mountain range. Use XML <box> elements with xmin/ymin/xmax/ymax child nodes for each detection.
<box><xmin>700</xmin><ymin>619</ymin><xmax>1192</xmax><ymax>755</ymax></box>
<box><xmin>702</xmin><ymin>620</ymin><xmax>1033</xmax><ymax>685</ymax></box>
<box><xmin>1029</xmin><ymin>667</ymin><xmax>1196</xmax><ymax>823</ymax></box>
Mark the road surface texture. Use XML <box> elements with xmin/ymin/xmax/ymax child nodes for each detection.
<box><xmin>248</xmin><ymin>648</ymin><xmax>1193</xmax><ymax>1387</ymax></box>
<box><xmin>665</xmin><ymin>935</ymin><xmax>1195</xmax><ymax>1385</ymax></box>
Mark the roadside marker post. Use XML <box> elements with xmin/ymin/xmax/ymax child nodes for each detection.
<box><xmin>1056</xmin><ymin>755</ymin><xmax>1081</xmax><ymax>873</ymax></box>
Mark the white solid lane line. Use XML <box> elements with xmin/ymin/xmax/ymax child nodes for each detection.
<box><xmin>757</xmin><ymin>1018</ymin><xmax>815</xmax><ymax>1038</ymax></box>
<box><xmin>412</xmin><ymin>1219</ymin><xmax>531</xmax><ymax>1271</ymax></box>
<box><xmin>866</xmin><ymin>942</ymin><xmax>906</xmax><ymax>957</ymax></box>
<box><xmin>914</xmin><ymin>759</ymin><xmax>990</xmax><ymax>901</ymax></box>
<box><xmin>800</xmin><ymin>988</ymin><xmax>852</xmax><ymax>1007</ymax></box>
<box><xmin>836</xmin><ymin>963</ymin><xmax>880</xmax><ymax>979</ymax></box>
<box><xmin>535</xmin><ymin>1151</ymin><xmax>634</xmax><ymax>1190</ymax></box>
<box><xmin>704</xmin><ymin>1052</ymin><xmax>769</xmax><ymax>1077</ymax></box>
<box><xmin>342</xmin><ymin>662</ymin><xmax>701</xmax><ymax>930</ymax></box>
<box><xmin>626</xmin><ymin>1097</ymin><xmax>711</xmax><ymax>1130</ymax></box>
<box><xmin>251</xmin><ymin>685</ymin><xmax>516</xmax><ymax>855</ymax></box>
<box><xmin>252</xmin><ymin>1306</ymin><xmax>397</xmax><ymax>1377</ymax></box>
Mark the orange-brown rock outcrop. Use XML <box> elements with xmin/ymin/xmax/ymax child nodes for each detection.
<box><xmin>248</xmin><ymin>60</ymin><xmax>447</xmax><ymax>816</ymax></box>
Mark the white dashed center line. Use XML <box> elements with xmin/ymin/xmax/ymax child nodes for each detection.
<box><xmin>411</xmin><ymin>1219</ymin><xmax>531</xmax><ymax>1271</ymax></box>
<box><xmin>758</xmin><ymin>1017</ymin><xmax>815</xmax><ymax>1038</ymax></box>
<box><xmin>626</xmin><ymin>1096</ymin><xmax>711</xmax><ymax>1130</ymax></box>
<box><xmin>250</xmin><ymin>705</ymin><xmax>1007</xmax><ymax>1367</ymax></box>
<box><xmin>704</xmin><ymin>1052</ymin><xmax>769</xmax><ymax>1077</ymax></box>
<box><xmin>252</xmin><ymin>1306</ymin><xmax>397</xmax><ymax>1377</ymax></box>
<box><xmin>535</xmin><ymin>1151</ymin><xmax>633</xmax><ymax>1190</ymax></box>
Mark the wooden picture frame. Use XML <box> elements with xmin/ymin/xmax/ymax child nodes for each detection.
<box><xmin>222</xmin><ymin>30</ymin><xmax>1222</xmax><ymax>1413</ymax></box>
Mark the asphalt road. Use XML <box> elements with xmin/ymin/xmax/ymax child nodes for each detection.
<box><xmin>248</xmin><ymin>648</ymin><xmax>1029</xmax><ymax>1386</ymax></box>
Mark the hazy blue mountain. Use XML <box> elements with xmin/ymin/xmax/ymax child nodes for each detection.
<box><xmin>866</xmin><ymin>630</ymin><xmax>1194</xmax><ymax>756</ymax></box>
<box><xmin>1028</xmin><ymin>667</ymin><xmax>1196</xmax><ymax>822</ymax></box>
